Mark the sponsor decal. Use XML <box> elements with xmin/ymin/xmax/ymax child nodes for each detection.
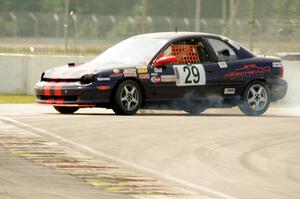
<box><xmin>151</xmin><ymin>76</ymin><xmax>161</xmax><ymax>84</ymax></box>
<box><xmin>218</xmin><ymin>62</ymin><xmax>227</xmax><ymax>68</ymax></box>
<box><xmin>154</xmin><ymin>67</ymin><xmax>163</xmax><ymax>73</ymax></box>
<box><xmin>224</xmin><ymin>88</ymin><xmax>236</xmax><ymax>94</ymax></box>
<box><xmin>161</xmin><ymin>75</ymin><xmax>176</xmax><ymax>83</ymax></box>
<box><xmin>110</xmin><ymin>73</ymin><xmax>123</xmax><ymax>78</ymax></box>
<box><xmin>123</xmin><ymin>68</ymin><xmax>136</xmax><ymax>73</ymax></box>
<box><xmin>273</xmin><ymin>62</ymin><xmax>282</xmax><ymax>68</ymax></box>
<box><xmin>123</xmin><ymin>68</ymin><xmax>137</xmax><ymax>77</ymax></box>
<box><xmin>138</xmin><ymin>73</ymin><xmax>150</xmax><ymax>79</ymax></box>
<box><xmin>224</xmin><ymin>64</ymin><xmax>271</xmax><ymax>80</ymax></box>
<box><xmin>124</xmin><ymin>72</ymin><xmax>137</xmax><ymax>77</ymax></box>
<box><xmin>151</xmin><ymin>73</ymin><xmax>158</xmax><ymax>76</ymax></box>
<box><xmin>96</xmin><ymin>77</ymin><xmax>110</xmax><ymax>82</ymax></box>
<box><xmin>137</xmin><ymin>68</ymin><xmax>148</xmax><ymax>74</ymax></box>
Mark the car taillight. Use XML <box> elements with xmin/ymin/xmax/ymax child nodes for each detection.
<box><xmin>279</xmin><ymin>64</ymin><xmax>284</xmax><ymax>78</ymax></box>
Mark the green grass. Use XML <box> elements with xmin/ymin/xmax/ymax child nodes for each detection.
<box><xmin>0</xmin><ymin>94</ymin><xmax>35</xmax><ymax>104</ymax></box>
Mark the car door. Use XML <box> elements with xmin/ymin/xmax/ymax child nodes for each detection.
<box><xmin>171</xmin><ymin>41</ymin><xmax>221</xmax><ymax>99</ymax></box>
<box><xmin>147</xmin><ymin>37</ymin><xmax>221</xmax><ymax>101</ymax></box>
<box><xmin>204</xmin><ymin>36</ymin><xmax>242</xmax><ymax>96</ymax></box>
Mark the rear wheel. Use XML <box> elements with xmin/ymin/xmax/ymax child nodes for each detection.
<box><xmin>112</xmin><ymin>80</ymin><xmax>142</xmax><ymax>115</ymax></box>
<box><xmin>239</xmin><ymin>81</ymin><xmax>270</xmax><ymax>116</ymax></box>
<box><xmin>54</xmin><ymin>106</ymin><xmax>79</xmax><ymax>114</ymax></box>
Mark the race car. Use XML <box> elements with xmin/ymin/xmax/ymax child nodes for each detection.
<box><xmin>35</xmin><ymin>32</ymin><xmax>287</xmax><ymax>116</ymax></box>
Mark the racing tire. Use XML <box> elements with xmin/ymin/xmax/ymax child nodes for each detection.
<box><xmin>238</xmin><ymin>81</ymin><xmax>270</xmax><ymax>116</ymax></box>
<box><xmin>112</xmin><ymin>80</ymin><xmax>142</xmax><ymax>115</ymax></box>
<box><xmin>54</xmin><ymin>106</ymin><xmax>79</xmax><ymax>114</ymax></box>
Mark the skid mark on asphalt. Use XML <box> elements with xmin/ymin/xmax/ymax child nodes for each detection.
<box><xmin>0</xmin><ymin>116</ymin><xmax>238</xmax><ymax>199</ymax></box>
<box><xmin>0</xmin><ymin>117</ymin><xmax>213</xmax><ymax>199</ymax></box>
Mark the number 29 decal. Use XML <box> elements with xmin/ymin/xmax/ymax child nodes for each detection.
<box><xmin>173</xmin><ymin>64</ymin><xmax>206</xmax><ymax>86</ymax></box>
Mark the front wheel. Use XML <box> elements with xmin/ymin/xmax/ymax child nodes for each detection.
<box><xmin>239</xmin><ymin>81</ymin><xmax>270</xmax><ymax>116</ymax></box>
<box><xmin>112</xmin><ymin>80</ymin><xmax>142</xmax><ymax>115</ymax></box>
<box><xmin>54</xmin><ymin>106</ymin><xmax>79</xmax><ymax>114</ymax></box>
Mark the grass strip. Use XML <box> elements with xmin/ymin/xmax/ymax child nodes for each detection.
<box><xmin>0</xmin><ymin>94</ymin><xmax>35</xmax><ymax>104</ymax></box>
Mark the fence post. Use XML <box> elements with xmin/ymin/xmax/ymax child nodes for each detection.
<box><xmin>110</xmin><ymin>15</ymin><xmax>116</xmax><ymax>24</ymax></box>
<box><xmin>248</xmin><ymin>0</ymin><xmax>255</xmax><ymax>51</ymax></box>
<box><xmin>71</xmin><ymin>11</ymin><xmax>78</xmax><ymax>56</ymax></box>
<box><xmin>29</xmin><ymin>12</ymin><xmax>38</xmax><ymax>38</ymax></box>
<box><xmin>9</xmin><ymin>12</ymin><xmax>18</xmax><ymax>37</ymax></box>
<box><xmin>194</xmin><ymin>0</ymin><xmax>201</xmax><ymax>32</ymax></box>
<box><xmin>64</xmin><ymin>0</ymin><xmax>70</xmax><ymax>54</ymax></box>
<box><xmin>222</xmin><ymin>0</ymin><xmax>227</xmax><ymax>24</ymax></box>
<box><xmin>92</xmin><ymin>15</ymin><xmax>98</xmax><ymax>39</ymax></box>
<box><xmin>184</xmin><ymin>18</ymin><xmax>191</xmax><ymax>31</ymax></box>
<box><xmin>128</xmin><ymin>16</ymin><xmax>135</xmax><ymax>35</ymax></box>
<box><xmin>54</xmin><ymin>13</ymin><xmax>60</xmax><ymax>38</ymax></box>
<box><xmin>165</xmin><ymin>17</ymin><xmax>172</xmax><ymax>31</ymax></box>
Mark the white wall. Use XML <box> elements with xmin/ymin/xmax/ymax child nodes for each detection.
<box><xmin>0</xmin><ymin>54</ymin><xmax>95</xmax><ymax>95</ymax></box>
<box><xmin>0</xmin><ymin>54</ymin><xmax>299</xmax><ymax>98</ymax></box>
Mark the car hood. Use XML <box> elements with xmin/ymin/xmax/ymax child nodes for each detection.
<box><xmin>43</xmin><ymin>62</ymin><xmax>144</xmax><ymax>79</ymax></box>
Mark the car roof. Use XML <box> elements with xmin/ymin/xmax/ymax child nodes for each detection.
<box><xmin>132</xmin><ymin>32</ymin><xmax>255</xmax><ymax>60</ymax></box>
<box><xmin>131</xmin><ymin>32</ymin><xmax>220</xmax><ymax>41</ymax></box>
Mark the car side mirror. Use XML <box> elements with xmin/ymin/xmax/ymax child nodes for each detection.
<box><xmin>153</xmin><ymin>55</ymin><xmax>177</xmax><ymax>67</ymax></box>
<box><xmin>219</xmin><ymin>49</ymin><xmax>230</xmax><ymax>57</ymax></box>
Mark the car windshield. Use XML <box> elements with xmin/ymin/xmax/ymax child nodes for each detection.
<box><xmin>91</xmin><ymin>37</ymin><xmax>168</xmax><ymax>65</ymax></box>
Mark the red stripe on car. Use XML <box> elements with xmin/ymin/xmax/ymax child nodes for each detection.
<box><xmin>54</xmin><ymin>82</ymin><xmax>63</xmax><ymax>96</ymax></box>
<box><xmin>44</xmin><ymin>73</ymin><xmax>56</xmax><ymax>96</ymax></box>
<box><xmin>56</xmin><ymin>99</ymin><xmax>64</xmax><ymax>104</ymax></box>
<box><xmin>46</xmin><ymin>99</ymin><xmax>52</xmax><ymax>104</ymax></box>
<box><xmin>44</xmin><ymin>83</ymin><xmax>52</xmax><ymax>96</ymax></box>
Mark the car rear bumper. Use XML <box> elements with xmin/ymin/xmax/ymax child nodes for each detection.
<box><xmin>34</xmin><ymin>81</ymin><xmax>113</xmax><ymax>107</ymax></box>
<box><xmin>267</xmin><ymin>78</ymin><xmax>288</xmax><ymax>101</ymax></box>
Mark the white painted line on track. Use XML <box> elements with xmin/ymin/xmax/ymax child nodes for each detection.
<box><xmin>0</xmin><ymin>115</ymin><xmax>237</xmax><ymax>199</ymax></box>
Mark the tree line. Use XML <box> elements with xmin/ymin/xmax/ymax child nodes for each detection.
<box><xmin>0</xmin><ymin>0</ymin><xmax>299</xmax><ymax>19</ymax></box>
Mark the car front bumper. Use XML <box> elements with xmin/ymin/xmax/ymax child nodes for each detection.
<box><xmin>34</xmin><ymin>81</ymin><xmax>114</xmax><ymax>107</ymax></box>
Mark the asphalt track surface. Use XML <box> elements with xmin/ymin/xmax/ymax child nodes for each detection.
<box><xmin>0</xmin><ymin>145</ymin><xmax>127</xmax><ymax>199</ymax></box>
<box><xmin>0</xmin><ymin>104</ymin><xmax>300</xmax><ymax>199</ymax></box>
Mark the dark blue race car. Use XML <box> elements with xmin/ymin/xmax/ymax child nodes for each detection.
<box><xmin>35</xmin><ymin>32</ymin><xmax>287</xmax><ymax>115</ymax></box>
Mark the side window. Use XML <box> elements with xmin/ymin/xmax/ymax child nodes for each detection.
<box><xmin>158</xmin><ymin>38</ymin><xmax>211</xmax><ymax>64</ymax></box>
<box><xmin>207</xmin><ymin>38</ymin><xmax>238</xmax><ymax>62</ymax></box>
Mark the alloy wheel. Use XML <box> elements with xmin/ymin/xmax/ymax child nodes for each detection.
<box><xmin>247</xmin><ymin>84</ymin><xmax>268</xmax><ymax>112</ymax></box>
<box><xmin>120</xmin><ymin>83</ymin><xmax>139</xmax><ymax>111</ymax></box>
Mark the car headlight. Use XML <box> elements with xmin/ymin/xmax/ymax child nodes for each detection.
<box><xmin>80</xmin><ymin>74</ymin><xmax>96</xmax><ymax>84</ymax></box>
